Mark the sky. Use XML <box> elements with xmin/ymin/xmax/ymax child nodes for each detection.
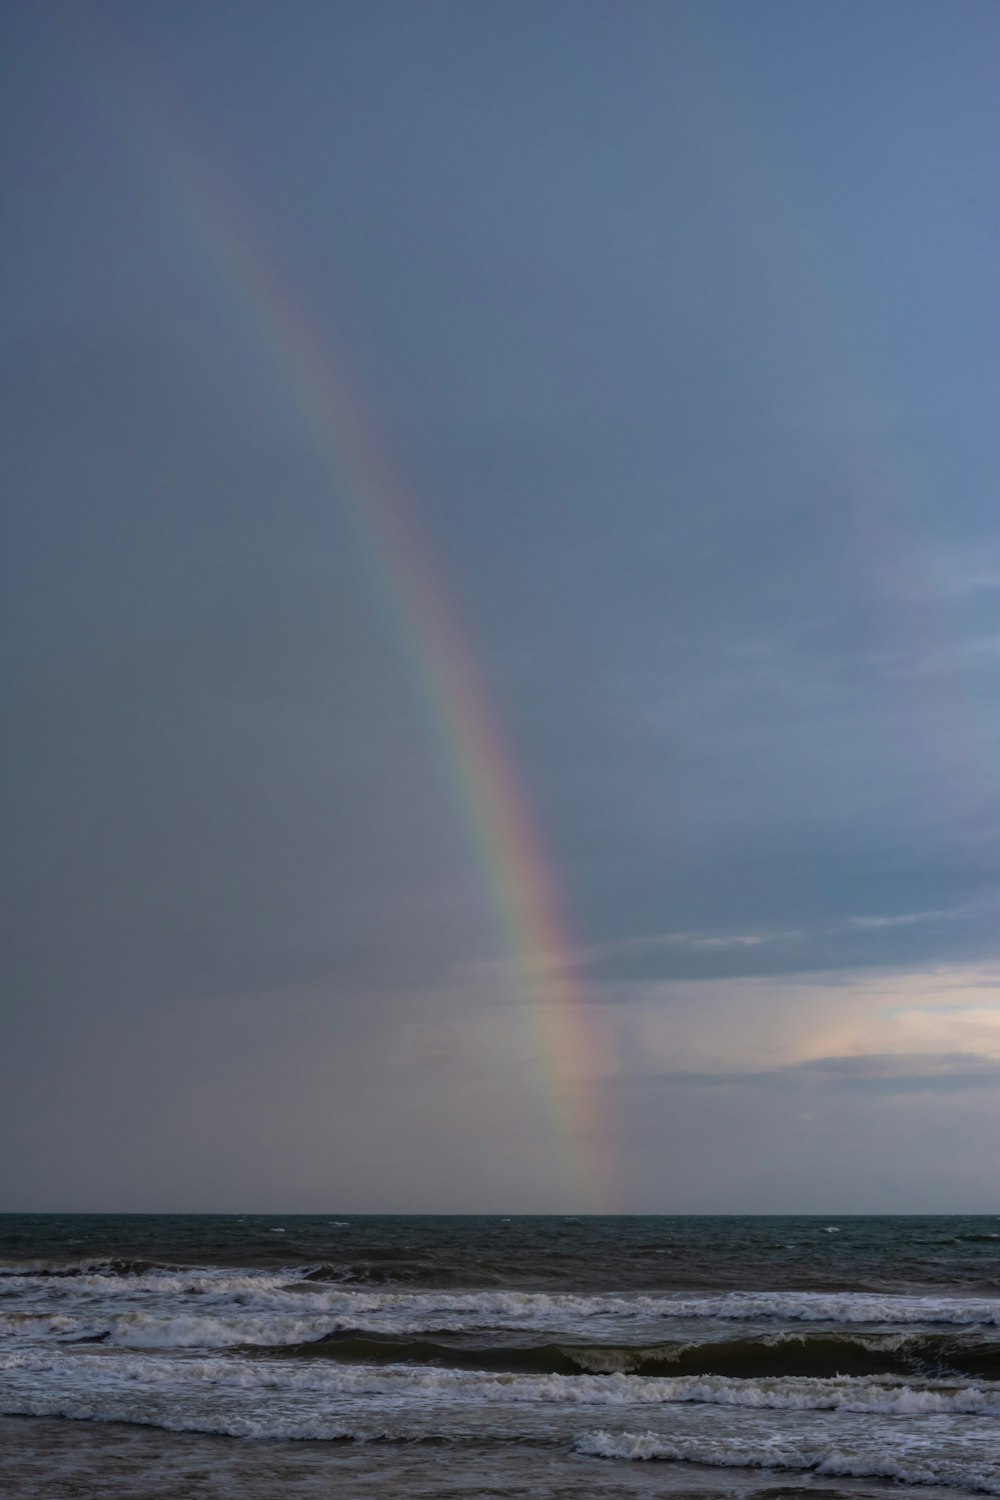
<box><xmin>3</xmin><ymin>0</ymin><xmax>1000</xmax><ymax>1213</ymax></box>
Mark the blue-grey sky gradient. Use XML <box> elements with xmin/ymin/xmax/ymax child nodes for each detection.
<box><xmin>4</xmin><ymin>0</ymin><xmax>1000</xmax><ymax>1210</ymax></box>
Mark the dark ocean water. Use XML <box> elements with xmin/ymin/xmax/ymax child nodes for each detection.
<box><xmin>2</xmin><ymin>1215</ymin><xmax>999</xmax><ymax>1498</ymax></box>
<box><xmin>4</xmin><ymin>1212</ymin><xmax>1000</xmax><ymax>1291</ymax></box>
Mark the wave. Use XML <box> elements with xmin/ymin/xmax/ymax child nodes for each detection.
<box><xmin>300</xmin><ymin>1258</ymin><xmax>520</xmax><ymax>1288</ymax></box>
<box><xmin>0</xmin><ymin>1259</ymin><xmax>161</xmax><ymax>1279</ymax></box>
<box><xmin>268</xmin><ymin>1328</ymin><xmax>1000</xmax><ymax>1381</ymax></box>
<box><xmin>3</xmin><ymin>1347</ymin><xmax>999</xmax><ymax>1417</ymax></box>
<box><xmin>575</xmin><ymin>1428</ymin><xmax>1000</xmax><ymax>1494</ymax></box>
<box><xmin>8</xmin><ymin>1274</ymin><xmax>1000</xmax><ymax>1327</ymax></box>
<box><xmin>657</xmin><ymin>1290</ymin><xmax>1000</xmax><ymax>1325</ymax></box>
<box><xmin>7</xmin><ymin>1305</ymin><xmax>1000</xmax><ymax>1377</ymax></box>
<box><xmin>8</xmin><ymin>1281</ymin><xmax>1000</xmax><ymax>1372</ymax></box>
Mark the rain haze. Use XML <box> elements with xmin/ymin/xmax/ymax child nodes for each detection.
<box><xmin>4</xmin><ymin>0</ymin><xmax>1000</xmax><ymax>1213</ymax></box>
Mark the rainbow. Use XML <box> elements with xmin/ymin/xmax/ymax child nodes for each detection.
<box><xmin>101</xmin><ymin>70</ymin><xmax>614</xmax><ymax>1211</ymax></box>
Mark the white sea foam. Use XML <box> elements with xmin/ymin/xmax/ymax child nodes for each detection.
<box><xmin>5</xmin><ymin>1263</ymin><xmax>1000</xmax><ymax>1496</ymax></box>
<box><xmin>656</xmin><ymin>1290</ymin><xmax>1000</xmax><ymax>1326</ymax></box>
<box><xmin>2</xmin><ymin>1348</ymin><xmax>998</xmax><ymax>1416</ymax></box>
<box><xmin>575</xmin><ymin>1428</ymin><xmax>1000</xmax><ymax>1494</ymax></box>
<box><xmin>10</xmin><ymin>1276</ymin><xmax>1000</xmax><ymax>1326</ymax></box>
<box><xmin>3</xmin><ymin>1352</ymin><xmax>1000</xmax><ymax>1491</ymax></box>
<box><xmin>5</xmin><ymin>1278</ymin><xmax>1000</xmax><ymax>1358</ymax></box>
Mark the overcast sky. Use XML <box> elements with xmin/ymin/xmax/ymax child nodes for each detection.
<box><xmin>4</xmin><ymin>0</ymin><xmax>1000</xmax><ymax>1213</ymax></box>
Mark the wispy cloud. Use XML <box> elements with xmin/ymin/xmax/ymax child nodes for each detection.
<box><xmin>561</xmin><ymin>899</ymin><xmax>990</xmax><ymax>975</ymax></box>
<box><xmin>462</xmin><ymin>897</ymin><xmax>1000</xmax><ymax>993</ymax></box>
<box><xmin>794</xmin><ymin>1050</ymin><xmax>1000</xmax><ymax>1079</ymax></box>
<box><xmin>847</xmin><ymin>907</ymin><xmax>965</xmax><ymax>931</ymax></box>
<box><xmin>642</xmin><ymin>1050</ymin><xmax>1000</xmax><ymax>1093</ymax></box>
<box><xmin>457</xmin><ymin>927</ymin><xmax>799</xmax><ymax>987</ymax></box>
<box><xmin>569</xmin><ymin>928</ymin><xmax>795</xmax><ymax>964</ymax></box>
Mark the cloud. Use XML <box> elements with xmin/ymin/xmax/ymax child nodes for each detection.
<box><xmin>556</xmin><ymin>927</ymin><xmax>796</xmax><ymax>970</ymax></box>
<box><xmin>535</xmin><ymin>899</ymin><xmax>1000</xmax><ymax>985</ymax></box>
<box><xmin>793</xmin><ymin>1050</ymin><xmax>998</xmax><ymax>1078</ymax></box>
<box><xmin>846</xmin><ymin>908</ymin><xmax>967</xmax><ymax>931</ymax></box>
<box><xmin>630</xmin><ymin>1050</ymin><xmax>1000</xmax><ymax>1093</ymax></box>
<box><xmin>582</xmin><ymin>961</ymin><xmax>1000</xmax><ymax>1093</ymax></box>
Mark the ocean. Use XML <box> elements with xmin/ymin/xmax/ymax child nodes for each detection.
<box><xmin>1</xmin><ymin>1214</ymin><xmax>999</xmax><ymax>1498</ymax></box>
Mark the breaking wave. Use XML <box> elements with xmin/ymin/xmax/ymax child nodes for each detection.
<box><xmin>575</xmin><ymin>1427</ymin><xmax>1000</xmax><ymax>1494</ymax></box>
<box><xmin>7</xmin><ymin>1272</ymin><xmax>1000</xmax><ymax>1324</ymax></box>
<box><xmin>3</xmin><ymin>1346</ymin><xmax>999</xmax><ymax>1417</ymax></box>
